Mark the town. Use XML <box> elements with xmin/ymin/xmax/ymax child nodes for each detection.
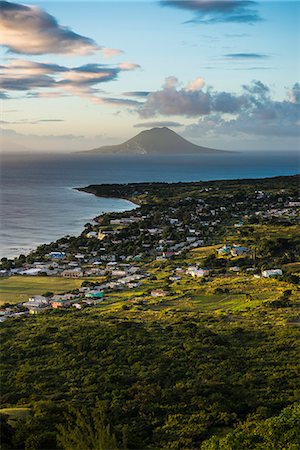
<box><xmin>1</xmin><ymin>175</ymin><xmax>299</xmax><ymax>320</ymax></box>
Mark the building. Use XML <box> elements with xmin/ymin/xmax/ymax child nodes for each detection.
<box><xmin>151</xmin><ymin>289</ymin><xmax>168</xmax><ymax>297</ymax></box>
<box><xmin>85</xmin><ymin>291</ymin><xmax>104</xmax><ymax>299</ymax></box>
<box><xmin>51</xmin><ymin>300</ymin><xmax>71</xmax><ymax>308</ymax></box>
<box><xmin>48</xmin><ymin>251</ymin><xmax>66</xmax><ymax>259</ymax></box>
<box><xmin>61</xmin><ymin>269</ymin><xmax>83</xmax><ymax>278</ymax></box>
<box><xmin>86</xmin><ymin>231</ymin><xmax>97</xmax><ymax>238</ymax></box>
<box><xmin>217</xmin><ymin>245</ymin><xmax>231</xmax><ymax>256</ymax></box>
<box><xmin>23</xmin><ymin>296</ymin><xmax>49</xmax><ymax>309</ymax></box>
<box><xmin>230</xmin><ymin>246</ymin><xmax>249</xmax><ymax>257</ymax></box>
<box><xmin>262</xmin><ymin>269</ymin><xmax>283</xmax><ymax>278</ymax></box>
<box><xmin>186</xmin><ymin>266</ymin><xmax>209</xmax><ymax>277</ymax></box>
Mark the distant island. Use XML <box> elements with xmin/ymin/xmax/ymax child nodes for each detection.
<box><xmin>81</xmin><ymin>127</ymin><xmax>227</xmax><ymax>155</ymax></box>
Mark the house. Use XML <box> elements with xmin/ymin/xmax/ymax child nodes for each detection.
<box><xmin>73</xmin><ymin>303</ymin><xmax>82</xmax><ymax>309</ymax></box>
<box><xmin>23</xmin><ymin>295</ymin><xmax>49</xmax><ymax>309</ymax></box>
<box><xmin>217</xmin><ymin>245</ymin><xmax>231</xmax><ymax>255</ymax></box>
<box><xmin>48</xmin><ymin>251</ymin><xmax>65</xmax><ymax>259</ymax></box>
<box><xmin>74</xmin><ymin>253</ymin><xmax>85</xmax><ymax>259</ymax></box>
<box><xmin>111</xmin><ymin>270</ymin><xmax>127</xmax><ymax>277</ymax></box>
<box><xmin>85</xmin><ymin>291</ymin><xmax>104</xmax><ymax>299</ymax></box>
<box><xmin>28</xmin><ymin>307</ymin><xmax>42</xmax><ymax>315</ymax></box>
<box><xmin>186</xmin><ymin>266</ymin><xmax>209</xmax><ymax>277</ymax></box>
<box><xmin>0</xmin><ymin>270</ymin><xmax>9</xmax><ymax>277</ymax></box>
<box><xmin>98</xmin><ymin>230</ymin><xmax>113</xmax><ymax>240</ymax></box>
<box><xmin>151</xmin><ymin>289</ymin><xmax>168</xmax><ymax>297</ymax></box>
<box><xmin>288</xmin><ymin>201</ymin><xmax>300</xmax><ymax>207</ymax></box>
<box><xmin>20</xmin><ymin>268</ymin><xmax>44</xmax><ymax>276</ymax></box>
<box><xmin>230</xmin><ymin>246</ymin><xmax>249</xmax><ymax>257</ymax></box>
<box><xmin>86</xmin><ymin>231</ymin><xmax>97</xmax><ymax>238</ymax></box>
<box><xmin>169</xmin><ymin>276</ymin><xmax>181</xmax><ymax>281</ymax></box>
<box><xmin>234</xmin><ymin>221</ymin><xmax>244</xmax><ymax>227</ymax></box>
<box><xmin>51</xmin><ymin>299</ymin><xmax>71</xmax><ymax>308</ymax></box>
<box><xmin>162</xmin><ymin>251</ymin><xmax>176</xmax><ymax>258</ymax></box>
<box><xmin>61</xmin><ymin>268</ymin><xmax>83</xmax><ymax>278</ymax></box>
<box><xmin>262</xmin><ymin>269</ymin><xmax>283</xmax><ymax>278</ymax></box>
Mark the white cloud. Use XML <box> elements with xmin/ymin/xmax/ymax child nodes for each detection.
<box><xmin>1</xmin><ymin>1</ymin><xmax>101</xmax><ymax>55</ymax></box>
<box><xmin>186</xmin><ymin>76</ymin><xmax>205</xmax><ymax>91</ymax></box>
<box><xmin>118</xmin><ymin>62</ymin><xmax>141</xmax><ymax>71</ymax></box>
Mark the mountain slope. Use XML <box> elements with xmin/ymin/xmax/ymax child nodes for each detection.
<box><xmin>84</xmin><ymin>127</ymin><xmax>226</xmax><ymax>155</ymax></box>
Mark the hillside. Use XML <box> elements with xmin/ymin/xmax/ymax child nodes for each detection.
<box><xmin>1</xmin><ymin>175</ymin><xmax>299</xmax><ymax>449</ymax></box>
<box><xmin>84</xmin><ymin>127</ymin><xmax>226</xmax><ymax>155</ymax></box>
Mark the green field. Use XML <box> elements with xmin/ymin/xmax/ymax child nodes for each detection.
<box><xmin>0</xmin><ymin>276</ymin><xmax>104</xmax><ymax>305</ymax></box>
<box><xmin>0</xmin><ymin>408</ymin><xmax>31</xmax><ymax>426</ymax></box>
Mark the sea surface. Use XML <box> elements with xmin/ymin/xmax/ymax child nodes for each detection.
<box><xmin>1</xmin><ymin>150</ymin><xmax>299</xmax><ymax>259</ymax></box>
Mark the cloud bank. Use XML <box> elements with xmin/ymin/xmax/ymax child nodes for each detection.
<box><xmin>1</xmin><ymin>59</ymin><xmax>140</xmax><ymax>101</ymax></box>
<box><xmin>137</xmin><ymin>76</ymin><xmax>300</xmax><ymax>139</ymax></box>
<box><xmin>0</xmin><ymin>1</ymin><xmax>121</xmax><ymax>56</ymax></box>
<box><xmin>160</xmin><ymin>0</ymin><xmax>262</xmax><ymax>24</ymax></box>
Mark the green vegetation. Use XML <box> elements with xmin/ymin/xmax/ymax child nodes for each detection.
<box><xmin>1</xmin><ymin>268</ymin><xmax>299</xmax><ymax>448</ymax></box>
<box><xmin>1</xmin><ymin>175</ymin><xmax>299</xmax><ymax>449</ymax></box>
<box><xmin>0</xmin><ymin>276</ymin><xmax>104</xmax><ymax>305</ymax></box>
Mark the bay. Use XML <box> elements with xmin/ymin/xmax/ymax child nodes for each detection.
<box><xmin>1</xmin><ymin>150</ymin><xmax>299</xmax><ymax>259</ymax></box>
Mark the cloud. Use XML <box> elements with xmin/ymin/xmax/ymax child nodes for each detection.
<box><xmin>288</xmin><ymin>82</ymin><xmax>300</xmax><ymax>104</ymax></box>
<box><xmin>1</xmin><ymin>1</ymin><xmax>99</xmax><ymax>55</ymax></box>
<box><xmin>123</xmin><ymin>91</ymin><xmax>151</xmax><ymax>97</ymax></box>
<box><xmin>0</xmin><ymin>118</ymin><xmax>64</xmax><ymax>125</ymax></box>
<box><xmin>0</xmin><ymin>1</ymin><xmax>122</xmax><ymax>57</ymax></box>
<box><xmin>98</xmin><ymin>97</ymin><xmax>143</xmax><ymax>106</ymax></box>
<box><xmin>137</xmin><ymin>76</ymin><xmax>300</xmax><ymax>139</ymax></box>
<box><xmin>101</xmin><ymin>48</ymin><xmax>123</xmax><ymax>59</ymax></box>
<box><xmin>138</xmin><ymin>75</ymin><xmax>245</xmax><ymax>117</ymax></box>
<box><xmin>160</xmin><ymin>0</ymin><xmax>262</xmax><ymax>24</ymax></box>
<box><xmin>186</xmin><ymin>76</ymin><xmax>205</xmax><ymax>91</ymax></box>
<box><xmin>0</xmin><ymin>91</ymin><xmax>10</xmax><ymax>99</ymax></box>
<box><xmin>224</xmin><ymin>53</ymin><xmax>269</xmax><ymax>59</ymax></box>
<box><xmin>118</xmin><ymin>62</ymin><xmax>141</xmax><ymax>71</ymax></box>
<box><xmin>134</xmin><ymin>121</ymin><xmax>183</xmax><ymax>128</ymax></box>
<box><xmin>1</xmin><ymin>59</ymin><xmax>140</xmax><ymax>101</ymax></box>
<box><xmin>164</xmin><ymin>76</ymin><xmax>179</xmax><ymax>89</ymax></box>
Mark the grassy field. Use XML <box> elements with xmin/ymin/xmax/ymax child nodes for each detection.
<box><xmin>0</xmin><ymin>276</ymin><xmax>104</xmax><ymax>305</ymax></box>
<box><xmin>0</xmin><ymin>407</ymin><xmax>31</xmax><ymax>426</ymax></box>
<box><xmin>102</xmin><ymin>269</ymin><xmax>299</xmax><ymax>322</ymax></box>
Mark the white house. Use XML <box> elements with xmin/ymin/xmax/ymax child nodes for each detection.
<box><xmin>262</xmin><ymin>269</ymin><xmax>283</xmax><ymax>278</ymax></box>
<box><xmin>186</xmin><ymin>266</ymin><xmax>209</xmax><ymax>277</ymax></box>
<box><xmin>23</xmin><ymin>295</ymin><xmax>49</xmax><ymax>308</ymax></box>
<box><xmin>86</xmin><ymin>231</ymin><xmax>97</xmax><ymax>238</ymax></box>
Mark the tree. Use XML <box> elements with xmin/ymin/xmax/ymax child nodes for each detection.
<box><xmin>57</xmin><ymin>401</ymin><xmax>119</xmax><ymax>450</ymax></box>
<box><xmin>0</xmin><ymin>413</ymin><xmax>14</xmax><ymax>449</ymax></box>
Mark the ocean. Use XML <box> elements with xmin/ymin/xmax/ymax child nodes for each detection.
<box><xmin>1</xmin><ymin>150</ymin><xmax>299</xmax><ymax>259</ymax></box>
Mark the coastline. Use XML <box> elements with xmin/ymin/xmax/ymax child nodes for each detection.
<box><xmin>1</xmin><ymin>188</ymin><xmax>137</xmax><ymax>260</ymax></box>
<box><xmin>75</xmin><ymin>186</ymin><xmax>143</xmax><ymax>206</ymax></box>
<box><xmin>3</xmin><ymin>173</ymin><xmax>299</xmax><ymax>261</ymax></box>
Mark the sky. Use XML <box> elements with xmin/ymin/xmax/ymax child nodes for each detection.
<box><xmin>1</xmin><ymin>0</ymin><xmax>299</xmax><ymax>151</ymax></box>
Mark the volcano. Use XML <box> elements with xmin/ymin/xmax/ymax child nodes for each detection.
<box><xmin>84</xmin><ymin>127</ymin><xmax>226</xmax><ymax>155</ymax></box>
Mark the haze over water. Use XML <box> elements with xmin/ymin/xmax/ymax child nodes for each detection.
<box><xmin>1</xmin><ymin>150</ymin><xmax>299</xmax><ymax>259</ymax></box>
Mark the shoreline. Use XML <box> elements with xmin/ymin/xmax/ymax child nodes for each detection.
<box><xmin>2</xmin><ymin>189</ymin><xmax>137</xmax><ymax>261</ymax></box>
<box><xmin>75</xmin><ymin>186</ymin><xmax>143</xmax><ymax>207</ymax></box>
<box><xmin>3</xmin><ymin>173</ymin><xmax>299</xmax><ymax>261</ymax></box>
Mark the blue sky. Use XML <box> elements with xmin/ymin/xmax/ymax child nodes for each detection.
<box><xmin>1</xmin><ymin>0</ymin><xmax>299</xmax><ymax>151</ymax></box>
